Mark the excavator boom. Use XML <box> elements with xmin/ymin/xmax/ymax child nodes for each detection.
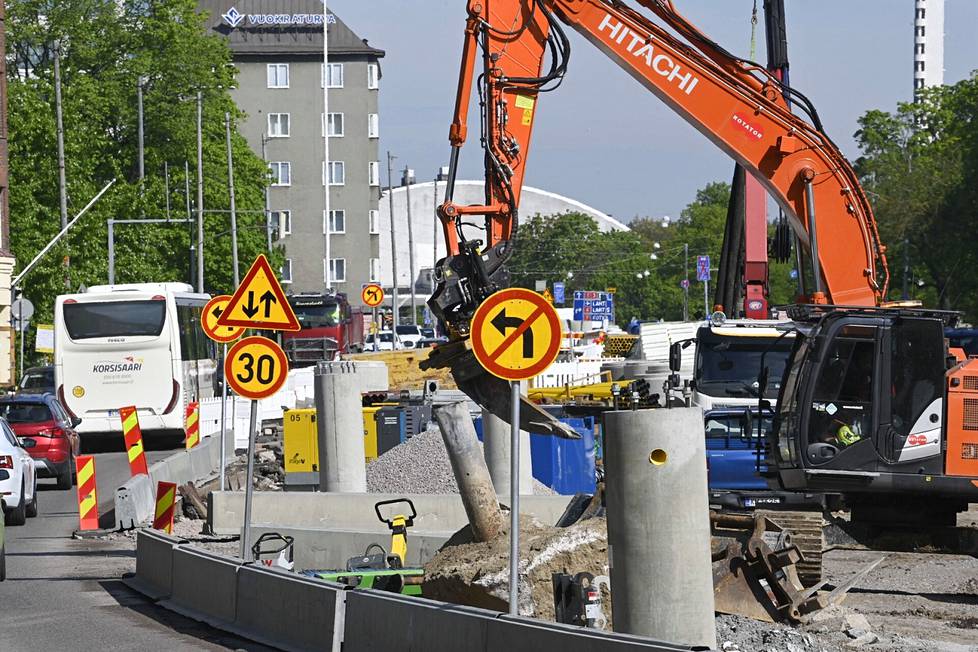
<box><xmin>426</xmin><ymin>0</ymin><xmax>889</xmax><ymax>435</ymax></box>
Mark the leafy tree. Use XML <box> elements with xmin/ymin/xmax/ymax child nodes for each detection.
<box><xmin>854</xmin><ymin>77</ymin><xmax>978</xmax><ymax>316</ymax></box>
<box><xmin>7</xmin><ymin>0</ymin><xmax>278</xmax><ymax>357</ymax></box>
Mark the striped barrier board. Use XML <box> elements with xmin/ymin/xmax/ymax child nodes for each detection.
<box><xmin>75</xmin><ymin>455</ymin><xmax>99</xmax><ymax>530</ymax></box>
<box><xmin>185</xmin><ymin>401</ymin><xmax>200</xmax><ymax>450</ymax></box>
<box><xmin>153</xmin><ymin>481</ymin><xmax>177</xmax><ymax>534</ymax></box>
<box><xmin>120</xmin><ymin>405</ymin><xmax>149</xmax><ymax>476</ymax></box>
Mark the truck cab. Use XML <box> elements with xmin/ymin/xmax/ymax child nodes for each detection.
<box><xmin>688</xmin><ymin>317</ymin><xmax>795</xmax><ymax>410</ymax></box>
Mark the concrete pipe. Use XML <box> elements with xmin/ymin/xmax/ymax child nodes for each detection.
<box><xmin>314</xmin><ymin>361</ymin><xmax>367</xmax><ymax>493</ymax></box>
<box><xmin>603</xmin><ymin>407</ymin><xmax>716</xmax><ymax>649</ymax></box>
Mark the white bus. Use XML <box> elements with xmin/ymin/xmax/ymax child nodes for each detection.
<box><xmin>54</xmin><ymin>283</ymin><xmax>217</xmax><ymax>437</ymax></box>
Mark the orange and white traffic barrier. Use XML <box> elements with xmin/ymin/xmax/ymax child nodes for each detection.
<box><xmin>119</xmin><ymin>405</ymin><xmax>148</xmax><ymax>476</ymax></box>
<box><xmin>75</xmin><ymin>455</ymin><xmax>99</xmax><ymax>531</ymax></box>
<box><xmin>152</xmin><ymin>481</ymin><xmax>177</xmax><ymax>534</ymax></box>
<box><xmin>184</xmin><ymin>401</ymin><xmax>200</xmax><ymax>450</ymax></box>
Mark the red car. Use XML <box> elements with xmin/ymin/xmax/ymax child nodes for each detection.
<box><xmin>0</xmin><ymin>394</ymin><xmax>81</xmax><ymax>490</ymax></box>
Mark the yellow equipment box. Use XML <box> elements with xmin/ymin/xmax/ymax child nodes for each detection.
<box><xmin>284</xmin><ymin>408</ymin><xmax>318</xmax><ymax>473</ymax></box>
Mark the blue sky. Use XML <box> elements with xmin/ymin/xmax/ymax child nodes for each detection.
<box><xmin>332</xmin><ymin>1</ymin><xmax>978</xmax><ymax>222</ymax></box>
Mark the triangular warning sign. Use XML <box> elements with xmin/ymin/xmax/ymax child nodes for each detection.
<box><xmin>216</xmin><ymin>255</ymin><xmax>300</xmax><ymax>331</ymax></box>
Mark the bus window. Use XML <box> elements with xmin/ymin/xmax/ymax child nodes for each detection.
<box><xmin>63</xmin><ymin>301</ymin><xmax>166</xmax><ymax>340</ymax></box>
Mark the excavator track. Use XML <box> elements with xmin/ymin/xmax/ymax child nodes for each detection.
<box><xmin>758</xmin><ymin>509</ymin><xmax>825</xmax><ymax>587</ymax></box>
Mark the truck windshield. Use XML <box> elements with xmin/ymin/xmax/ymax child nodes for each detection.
<box><xmin>695</xmin><ymin>333</ymin><xmax>795</xmax><ymax>399</ymax></box>
<box><xmin>293</xmin><ymin>302</ymin><xmax>339</xmax><ymax>327</ymax></box>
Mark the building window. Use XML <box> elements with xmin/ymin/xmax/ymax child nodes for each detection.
<box><xmin>916</xmin><ymin>43</ymin><xmax>925</xmax><ymax>55</ymax></box>
<box><xmin>269</xmin><ymin>162</ymin><xmax>291</xmax><ymax>186</ymax></box>
<box><xmin>267</xmin><ymin>64</ymin><xmax>289</xmax><ymax>88</ymax></box>
<box><xmin>281</xmin><ymin>259</ymin><xmax>293</xmax><ymax>284</ymax></box>
<box><xmin>367</xmin><ymin>63</ymin><xmax>379</xmax><ymax>90</ymax></box>
<box><xmin>323</xmin><ymin>161</ymin><xmax>345</xmax><ymax>186</ymax></box>
<box><xmin>917</xmin><ymin>8</ymin><xmax>925</xmax><ymax>20</ymax></box>
<box><xmin>267</xmin><ymin>113</ymin><xmax>290</xmax><ymax>137</ymax></box>
<box><xmin>322</xmin><ymin>112</ymin><xmax>344</xmax><ymax>137</ymax></box>
<box><xmin>322</xmin><ymin>63</ymin><xmax>344</xmax><ymax>88</ymax></box>
<box><xmin>370</xmin><ymin>258</ymin><xmax>381</xmax><ymax>282</ymax></box>
<box><xmin>916</xmin><ymin>26</ymin><xmax>925</xmax><ymax>37</ymax></box>
<box><xmin>273</xmin><ymin>209</ymin><xmax>291</xmax><ymax>237</ymax></box>
<box><xmin>326</xmin><ymin>258</ymin><xmax>346</xmax><ymax>283</ymax></box>
<box><xmin>369</xmin><ymin>209</ymin><xmax>380</xmax><ymax>234</ymax></box>
<box><xmin>368</xmin><ymin>113</ymin><xmax>379</xmax><ymax>139</ymax></box>
<box><xmin>368</xmin><ymin>161</ymin><xmax>380</xmax><ymax>187</ymax></box>
<box><xmin>324</xmin><ymin>209</ymin><xmax>346</xmax><ymax>234</ymax></box>
<box><xmin>916</xmin><ymin>61</ymin><xmax>925</xmax><ymax>72</ymax></box>
<box><xmin>915</xmin><ymin>78</ymin><xmax>925</xmax><ymax>90</ymax></box>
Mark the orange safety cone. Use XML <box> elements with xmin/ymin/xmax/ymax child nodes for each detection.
<box><xmin>152</xmin><ymin>481</ymin><xmax>177</xmax><ymax>534</ymax></box>
<box><xmin>184</xmin><ymin>401</ymin><xmax>200</xmax><ymax>450</ymax></box>
<box><xmin>75</xmin><ymin>455</ymin><xmax>99</xmax><ymax>531</ymax></box>
<box><xmin>119</xmin><ymin>406</ymin><xmax>149</xmax><ymax>476</ymax></box>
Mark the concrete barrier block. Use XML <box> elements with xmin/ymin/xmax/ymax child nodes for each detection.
<box><xmin>127</xmin><ymin>529</ymin><xmax>185</xmax><ymax>600</ymax></box>
<box><xmin>188</xmin><ymin>444</ymin><xmax>212</xmax><ymax>480</ymax></box>
<box><xmin>489</xmin><ymin>615</ymin><xmax>699</xmax><ymax>652</ymax></box>
<box><xmin>343</xmin><ymin>590</ymin><xmax>497</xmax><ymax>652</ymax></box>
<box><xmin>163</xmin><ymin>546</ymin><xmax>241</xmax><ymax>626</ymax></box>
<box><xmin>115</xmin><ymin>472</ymin><xmax>156</xmax><ymax>529</ymax></box>
<box><xmin>160</xmin><ymin>450</ymin><xmax>193</xmax><ymax>484</ymax></box>
<box><xmin>234</xmin><ymin>565</ymin><xmax>343</xmax><ymax>651</ymax></box>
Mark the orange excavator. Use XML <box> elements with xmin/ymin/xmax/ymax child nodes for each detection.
<box><xmin>423</xmin><ymin>0</ymin><xmax>888</xmax><ymax>437</ymax></box>
<box><xmin>425</xmin><ymin>0</ymin><xmax>978</xmax><ymax>546</ymax></box>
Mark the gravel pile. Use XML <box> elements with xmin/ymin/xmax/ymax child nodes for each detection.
<box><xmin>366</xmin><ymin>426</ymin><xmax>557</xmax><ymax>496</ymax></box>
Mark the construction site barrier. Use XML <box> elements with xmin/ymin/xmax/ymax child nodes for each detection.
<box><xmin>75</xmin><ymin>455</ymin><xmax>99</xmax><ymax>530</ymax></box>
<box><xmin>152</xmin><ymin>481</ymin><xmax>177</xmax><ymax>534</ymax></box>
<box><xmin>120</xmin><ymin>405</ymin><xmax>149</xmax><ymax>476</ymax></box>
<box><xmin>185</xmin><ymin>401</ymin><xmax>200</xmax><ymax>449</ymax></box>
<box><xmin>130</xmin><ymin>531</ymin><xmax>706</xmax><ymax>652</ymax></box>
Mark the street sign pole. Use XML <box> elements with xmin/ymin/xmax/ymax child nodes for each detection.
<box><xmin>509</xmin><ymin>379</ymin><xmax>520</xmax><ymax>616</ymax></box>
<box><xmin>240</xmin><ymin>398</ymin><xmax>259</xmax><ymax>560</ymax></box>
<box><xmin>219</xmin><ymin>342</ymin><xmax>228</xmax><ymax>490</ymax></box>
<box><xmin>18</xmin><ymin>301</ymin><xmax>23</xmax><ymax>381</ymax></box>
<box><xmin>704</xmin><ymin>278</ymin><xmax>709</xmax><ymax>318</ymax></box>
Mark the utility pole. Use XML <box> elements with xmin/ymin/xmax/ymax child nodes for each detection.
<box><xmin>185</xmin><ymin>160</ymin><xmax>193</xmax><ymax>286</ymax></box>
<box><xmin>164</xmin><ymin>162</ymin><xmax>171</xmax><ymax>220</ymax></box>
<box><xmin>902</xmin><ymin>237</ymin><xmax>910</xmax><ymax>300</ymax></box>
<box><xmin>261</xmin><ymin>134</ymin><xmax>272</xmax><ymax>253</ymax></box>
<box><xmin>386</xmin><ymin>151</ymin><xmax>399</xmax><ymax>329</ymax></box>
<box><xmin>225</xmin><ymin>112</ymin><xmax>240</xmax><ymax>286</ymax></box>
<box><xmin>196</xmin><ymin>91</ymin><xmax>204</xmax><ymax>293</ymax></box>
<box><xmin>403</xmin><ymin>167</ymin><xmax>417</xmax><ymax>324</ymax></box>
<box><xmin>137</xmin><ymin>76</ymin><xmax>147</xmax><ymax>184</ymax></box>
<box><xmin>683</xmin><ymin>242</ymin><xmax>689</xmax><ymax>321</ymax></box>
<box><xmin>322</xmin><ymin>2</ymin><xmax>332</xmax><ymax>293</ymax></box>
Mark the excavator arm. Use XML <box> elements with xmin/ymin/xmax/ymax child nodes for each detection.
<box><xmin>424</xmin><ymin>0</ymin><xmax>889</xmax><ymax>435</ymax></box>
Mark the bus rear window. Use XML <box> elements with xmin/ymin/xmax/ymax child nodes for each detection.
<box><xmin>63</xmin><ymin>301</ymin><xmax>166</xmax><ymax>340</ymax></box>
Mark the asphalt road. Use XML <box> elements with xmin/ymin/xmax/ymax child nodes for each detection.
<box><xmin>0</xmin><ymin>437</ymin><xmax>271</xmax><ymax>651</ymax></box>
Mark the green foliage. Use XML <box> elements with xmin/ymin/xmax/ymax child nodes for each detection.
<box><xmin>854</xmin><ymin>76</ymin><xmax>978</xmax><ymax>317</ymax></box>
<box><xmin>7</xmin><ymin>0</ymin><xmax>278</xmax><ymax>343</ymax></box>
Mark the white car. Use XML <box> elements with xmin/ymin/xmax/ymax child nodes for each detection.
<box><xmin>365</xmin><ymin>331</ymin><xmax>403</xmax><ymax>352</ymax></box>
<box><xmin>0</xmin><ymin>418</ymin><xmax>37</xmax><ymax>526</ymax></box>
<box><xmin>395</xmin><ymin>325</ymin><xmax>423</xmax><ymax>349</ymax></box>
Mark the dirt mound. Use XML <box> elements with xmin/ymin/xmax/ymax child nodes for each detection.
<box><xmin>422</xmin><ymin>515</ymin><xmax>609</xmax><ymax>621</ymax></box>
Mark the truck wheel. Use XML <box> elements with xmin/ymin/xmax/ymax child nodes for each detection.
<box><xmin>56</xmin><ymin>458</ymin><xmax>73</xmax><ymax>490</ymax></box>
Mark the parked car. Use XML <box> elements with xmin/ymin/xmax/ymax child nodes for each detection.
<box><xmin>17</xmin><ymin>365</ymin><xmax>54</xmax><ymax>395</ymax></box>
<box><xmin>0</xmin><ymin>394</ymin><xmax>79</xmax><ymax>490</ymax></box>
<box><xmin>395</xmin><ymin>325</ymin><xmax>423</xmax><ymax>349</ymax></box>
<box><xmin>365</xmin><ymin>331</ymin><xmax>403</xmax><ymax>352</ymax></box>
<box><xmin>0</xmin><ymin>417</ymin><xmax>37</xmax><ymax>525</ymax></box>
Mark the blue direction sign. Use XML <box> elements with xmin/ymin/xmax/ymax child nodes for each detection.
<box><xmin>572</xmin><ymin>290</ymin><xmax>615</xmax><ymax>322</ymax></box>
<box><xmin>696</xmin><ymin>255</ymin><xmax>711</xmax><ymax>282</ymax></box>
<box><xmin>553</xmin><ymin>282</ymin><xmax>565</xmax><ymax>305</ymax></box>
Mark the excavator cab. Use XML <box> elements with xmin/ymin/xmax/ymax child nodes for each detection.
<box><xmin>766</xmin><ymin>306</ymin><xmax>973</xmax><ymax>524</ymax></box>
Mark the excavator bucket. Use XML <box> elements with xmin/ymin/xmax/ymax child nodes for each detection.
<box><xmin>420</xmin><ymin>338</ymin><xmax>580</xmax><ymax>439</ymax></box>
<box><xmin>710</xmin><ymin>512</ymin><xmax>826</xmax><ymax>623</ymax></box>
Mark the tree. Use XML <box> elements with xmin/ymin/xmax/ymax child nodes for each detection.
<box><xmin>854</xmin><ymin>76</ymin><xmax>978</xmax><ymax>317</ymax></box>
<box><xmin>7</xmin><ymin>0</ymin><xmax>278</xmax><ymax>353</ymax></box>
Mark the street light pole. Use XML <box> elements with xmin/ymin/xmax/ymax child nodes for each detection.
<box><xmin>137</xmin><ymin>77</ymin><xmax>146</xmax><ymax>184</ymax></box>
<box><xmin>196</xmin><ymin>91</ymin><xmax>204</xmax><ymax>293</ymax></box>
<box><xmin>225</xmin><ymin>112</ymin><xmax>240</xmax><ymax>287</ymax></box>
<box><xmin>386</xmin><ymin>151</ymin><xmax>399</xmax><ymax>329</ymax></box>
<box><xmin>53</xmin><ymin>45</ymin><xmax>67</xmax><ymax>231</ymax></box>
<box><xmin>403</xmin><ymin>167</ymin><xmax>417</xmax><ymax>324</ymax></box>
<box><xmin>683</xmin><ymin>242</ymin><xmax>689</xmax><ymax>321</ymax></box>
<box><xmin>322</xmin><ymin>3</ymin><xmax>332</xmax><ymax>293</ymax></box>
<box><xmin>261</xmin><ymin>134</ymin><xmax>272</xmax><ymax>253</ymax></box>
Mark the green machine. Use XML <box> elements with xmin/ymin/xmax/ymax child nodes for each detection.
<box><xmin>303</xmin><ymin>499</ymin><xmax>424</xmax><ymax>596</ymax></box>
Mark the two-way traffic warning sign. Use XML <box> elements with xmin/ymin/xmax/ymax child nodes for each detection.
<box><xmin>361</xmin><ymin>283</ymin><xmax>384</xmax><ymax>308</ymax></box>
<box><xmin>201</xmin><ymin>294</ymin><xmax>245</xmax><ymax>343</ymax></box>
<box><xmin>470</xmin><ymin>288</ymin><xmax>562</xmax><ymax>381</ymax></box>
<box><xmin>217</xmin><ymin>255</ymin><xmax>300</xmax><ymax>331</ymax></box>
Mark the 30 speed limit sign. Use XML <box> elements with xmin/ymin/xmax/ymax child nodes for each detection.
<box><xmin>224</xmin><ymin>336</ymin><xmax>289</xmax><ymax>400</ymax></box>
